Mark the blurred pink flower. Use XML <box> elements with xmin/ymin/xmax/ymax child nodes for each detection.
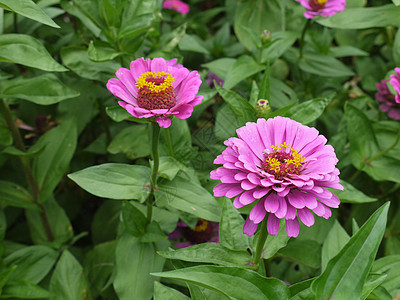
<box><xmin>168</xmin><ymin>219</ymin><xmax>219</xmax><ymax>248</ymax></box>
<box><xmin>296</xmin><ymin>0</ymin><xmax>346</xmax><ymax>19</ymax></box>
<box><xmin>375</xmin><ymin>79</ymin><xmax>400</xmax><ymax>120</ymax></box>
<box><xmin>390</xmin><ymin>67</ymin><xmax>400</xmax><ymax>104</ymax></box>
<box><xmin>210</xmin><ymin>116</ymin><xmax>343</xmax><ymax>238</ymax></box>
<box><xmin>107</xmin><ymin>57</ymin><xmax>203</xmax><ymax>128</ymax></box>
<box><xmin>163</xmin><ymin>0</ymin><xmax>189</xmax><ymax>14</ymax></box>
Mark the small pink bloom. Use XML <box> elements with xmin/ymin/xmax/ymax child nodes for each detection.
<box><xmin>168</xmin><ymin>219</ymin><xmax>219</xmax><ymax>248</ymax></box>
<box><xmin>390</xmin><ymin>67</ymin><xmax>400</xmax><ymax>104</ymax></box>
<box><xmin>106</xmin><ymin>57</ymin><xmax>203</xmax><ymax>128</ymax></box>
<box><xmin>296</xmin><ymin>0</ymin><xmax>346</xmax><ymax>19</ymax></box>
<box><xmin>375</xmin><ymin>79</ymin><xmax>400</xmax><ymax>120</ymax></box>
<box><xmin>163</xmin><ymin>0</ymin><xmax>189</xmax><ymax>14</ymax></box>
<box><xmin>210</xmin><ymin>116</ymin><xmax>343</xmax><ymax>238</ymax></box>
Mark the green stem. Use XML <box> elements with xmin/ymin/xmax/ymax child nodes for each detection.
<box><xmin>165</xmin><ymin>127</ymin><xmax>174</xmax><ymax>157</ymax></box>
<box><xmin>252</xmin><ymin>217</ymin><xmax>268</xmax><ymax>272</ymax></box>
<box><xmin>147</xmin><ymin>122</ymin><xmax>161</xmax><ymax>222</ymax></box>
<box><xmin>299</xmin><ymin>19</ymin><xmax>311</xmax><ymax>59</ymax></box>
<box><xmin>0</xmin><ymin>99</ymin><xmax>54</xmax><ymax>241</ymax></box>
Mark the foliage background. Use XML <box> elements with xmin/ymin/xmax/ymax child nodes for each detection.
<box><xmin>1</xmin><ymin>0</ymin><xmax>400</xmax><ymax>299</ymax></box>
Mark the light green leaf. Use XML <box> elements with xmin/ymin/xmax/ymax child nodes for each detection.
<box><xmin>329</xmin><ymin>46</ymin><xmax>368</xmax><ymax>57</ymax></box>
<box><xmin>223</xmin><ymin>55</ymin><xmax>264</xmax><ymax>90</ymax></box>
<box><xmin>88</xmin><ymin>40</ymin><xmax>121</xmax><ymax>62</ymax></box>
<box><xmin>156</xmin><ymin>177</ymin><xmax>221</xmax><ymax>222</ymax></box>
<box><xmin>50</xmin><ymin>250</ymin><xmax>91</xmax><ymax>300</ymax></box>
<box><xmin>179</xmin><ymin>34</ymin><xmax>210</xmax><ymax>55</ymax></box>
<box><xmin>68</xmin><ymin>164</ymin><xmax>151</xmax><ymax>201</ymax></box>
<box><xmin>202</xmin><ymin>58</ymin><xmax>235</xmax><ymax>80</ymax></box>
<box><xmin>152</xmin><ymin>265</ymin><xmax>290</xmax><ymax>300</ymax></box>
<box><xmin>114</xmin><ymin>234</ymin><xmax>167</xmax><ymax>300</ymax></box>
<box><xmin>312</xmin><ymin>202</ymin><xmax>390</xmax><ymax>299</ymax></box>
<box><xmin>1</xmin><ymin>281</ymin><xmax>51</xmax><ymax>299</ymax></box>
<box><xmin>361</xmin><ymin>273</ymin><xmax>388</xmax><ymax>300</ymax></box>
<box><xmin>0</xmin><ymin>34</ymin><xmax>67</xmax><ymax>72</ymax></box>
<box><xmin>299</xmin><ymin>54</ymin><xmax>354</xmax><ymax>77</ymax></box>
<box><xmin>158</xmin><ymin>243</ymin><xmax>252</xmax><ymax>267</ymax></box>
<box><xmin>33</xmin><ymin>118</ymin><xmax>77</xmax><ymax>203</ymax></box>
<box><xmin>371</xmin><ymin>255</ymin><xmax>400</xmax><ymax>297</ymax></box>
<box><xmin>261</xmin><ymin>31</ymin><xmax>298</xmax><ymax>62</ymax></box>
<box><xmin>154</xmin><ymin>282</ymin><xmax>190</xmax><ymax>300</ymax></box>
<box><xmin>286</xmin><ymin>95</ymin><xmax>333</xmax><ymax>125</ymax></box>
<box><xmin>0</xmin><ymin>0</ymin><xmax>59</xmax><ymax>28</ymax></box>
<box><xmin>122</xmin><ymin>201</ymin><xmax>147</xmax><ymax>237</ymax></box>
<box><xmin>0</xmin><ymin>74</ymin><xmax>79</xmax><ymax>105</ymax></box>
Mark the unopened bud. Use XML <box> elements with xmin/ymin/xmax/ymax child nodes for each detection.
<box><xmin>256</xmin><ymin>99</ymin><xmax>271</xmax><ymax>118</ymax></box>
<box><xmin>260</xmin><ymin>30</ymin><xmax>271</xmax><ymax>44</ymax></box>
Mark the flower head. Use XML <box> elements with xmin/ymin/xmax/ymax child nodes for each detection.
<box><xmin>206</xmin><ymin>71</ymin><xmax>224</xmax><ymax>88</ymax></box>
<box><xmin>210</xmin><ymin>117</ymin><xmax>343</xmax><ymax>238</ymax></box>
<box><xmin>296</xmin><ymin>0</ymin><xmax>346</xmax><ymax>19</ymax></box>
<box><xmin>168</xmin><ymin>219</ymin><xmax>219</xmax><ymax>248</ymax></box>
<box><xmin>390</xmin><ymin>67</ymin><xmax>400</xmax><ymax>104</ymax></box>
<box><xmin>163</xmin><ymin>0</ymin><xmax>189</xmax><ymax>14</ymax></box>
<box><xmin>107</xmin><ymin>57</ymin><xmax>203</xmax><ymax>128</ymax></box>
<box><xmin>376</xmin><ymin>79</ymin><xmax>400</xmax><ymax>120</ymax></box>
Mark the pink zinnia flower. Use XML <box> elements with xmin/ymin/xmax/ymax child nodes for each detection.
<box><xmin>210</xmin><ymin>117</ymin><xmax>343</xmax><ymax>238</ymax></box>
<box><xmin>375</xmin><ymin>79</ymin><xmax>400</xmax><ymax>120</ymax></box>
<box><xmin>390</xmin><ymin>67</ymin><xmax>400</xmax><ymax>104</ymax></box>
<box><xmin>168</xmin><ymin>219</ymin><xmax>219</xmax><ymax>248</ymax></box>
<box><xmin>106</xmin><ymin>57</ymin><xmax>203</xmax><ymax>128</ymax></box>
<box><xmin>296</xmin><ymin>0</ymin><xmax>346</xmax><ymax>19</ymax></box>
<box><xmin>163</xmin><ymin>0</ymin><xmax>189</xmax><ymax>14</ymax></box>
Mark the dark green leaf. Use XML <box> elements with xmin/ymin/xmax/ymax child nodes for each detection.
<box><xmin>286</xmin><ymin>95</ymin><xmax>333</xmax><ymax>125</ymax></box>
<box><xmin>311</xmin><ymin>202</ymin><xmax>390</xmax><ymax>299</ymax></box>
<box><xmin>277</xmin><ymin>240</ymin><xmax>321</xmax><ymax>269</ymax></box>
<box><xmin>263</xmin><ymin>219</ymin><xmax>290</xmax><ymax>259</ymax></box>
<box><xmin>88</xmin><ymin>40</ymin><xmax>121</xmax><ymax>62</ymax></box>
<box><xmin>50</xmin><ymin>250</ymin><xmax>91</xmax><ymax>300</ymax></box>
<box><xmin>140</xmin><ymin>221</ymin><xmax>167</xmax><ymax>243</ymax></box>
<box><xmin>122</xmin><ymin>201</ymin><xmax>147</xmax><ymax>237</ymax></box>
<box><xmin>106</xmin><ymin>105</ymin><xmax>149</xmax><ymax>123</ymax></box>
<box><xmin>152</xmin><ymin>265</ymin><xmax>290</xmax><ymax>300</ymax></box>
<box><xmin>0</xmin><ymin>0</ymin><xmax>59</xmax><ymax>28</ymax></box>
<box><xmin>329</xmin><ymin>46</ymin><xmax>368</xmax><ymax>57</ymax></box>
<box><xmin>68</xmin><ymin>164</ymin><xmax>151</xmax><ymax>201</ymax></box>
<box><xmin>2</xmin><ymin>143</ymin><xmax>45</xmax><ymax>158</ymax></box>
<box><xmin>329</xmin><ymin>181</ymin><xmax>377</xmax><ymax>204</ymax></box>
<box><xmin>33</xmin><ymin>118</ymin><xmax>77</xmax><ymax>203</ymax></box>
<box><xmin>158</xmin><ymin>243</ymin><xmax>252</xmax><ymax>267</ymax></box>
<box><xmin>118</xmin><ymin>13</ymin><xmax>155</xmax><ymax>39</ymax></box>
<box><xmin>1</xmin><ymin>281</ymin><xmax>50</xmax><ymax>299</ymax></box>
<box><xmin>261</xmin><ymin>31</ymin><xmax>298</xmax><ymax>62</ymax></box>
<box><xmin>0</xmin><ymin>34</ymin><xmax>67</xmax><ymax>72</ymax></box>
<box><xmin>299</xmin><ymin>54</ymin><xmax>354</xmax><ymax>77</ymax></box>
<box><xmin>107</xmin><ymin>125</ymin><xmax>150</xmax><ymax>159</ymax></box>
<box><xmin>223</xmin><ymin>55</ymin><xmax>264</xmax><ymax>90</ymax></box>
<box><xmin>0</xmin><ymin>180</ymin><xmax>39</xmax><ymax>211</ymax></box>
<box><xmin>0</xmin><ymin>74</ymin><xmax>79</xmax><ymax>105</ymax></box>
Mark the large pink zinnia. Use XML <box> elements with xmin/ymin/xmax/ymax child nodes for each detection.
<box><xmin>376</xmin><ymin>79</ymin><xmax>400</xmax><ymax>120</ymax></box>
<box><xmin>106</xmin><ymin>57</ymin><xmax>203</xmax><ymax>128</ymax></box>
<box><xmin>163</xmin><ymin>0</ymin><xmax>189</xmax><ymax>14</ymax></box>
<box><xmin>390</xmin><ymin>67</ymin><xmax>400</xmax><ymax>104</ymax></box>
<box><xmin>210</xmin><ymin>117</ymin><xmax>343</xmax><ymax>238</ymax></box>
<box><xmin>296</xmin><ymin>0</ymin><xmax>346</xmax><ymax>19</ymax></box>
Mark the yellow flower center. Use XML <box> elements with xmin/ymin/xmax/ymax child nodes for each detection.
<box><xmin>193</xmin><ymin>219</ymin><xmax>209</xmax><ymax>232</ymax></box>
<box><xmin>136</xmin><ymin>72</ymin><xmax>174</xmax><ymax>94</ymax></box>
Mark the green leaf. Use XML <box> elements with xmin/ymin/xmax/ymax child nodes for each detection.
<box><xmin>2</xmin><ymin>143</ymin><xmax>45</xmax><ymax>158</ymax></box>
<box><xmin>371</xmin><ymin>255</ymin><xmax>400</xmax><ymax>297</ymax></box>
<box><xmin>329</xmin><ymin>46</ymin><xmax>368</xmax><ymax>57</ymax></box>
<box><xmin>113</xmin><ymin>234</ymin><xmax>167</xmax><ymax>300</ymax></box>
<box><xmin>321</xmin><ymin>220</ymin><xmax>350</xmax><ymax>271</ymax></box>
<box><xmin>215</xmin><ymin>104</ymin><xmax>244</xmax><ymax>141</ymax></box>
<box><xmin>68</xmin><ymin>164</ymin><xmax>151</xmax><ymax>201</ymax></box>
<box><xmin>4</xmin><ymin>245</ymin><xmax>58</xmax><ymax>284</ymax></box>
<box><xmin>0</xmin><ymin>210</ymin><xmax>5</xmax><ymax>242</ymax></box>
<box><xmin>152</xmin><ymin>265</ymin><xmax>290</xmax><ymax>300</ymax></box>
<box><xmin>299</xmin><ymin>54</ymin><xmax>354</xmax><ymax>77</ymax></box>
<box><xmin>277</xmin><ymin>240</ymin><xmax>321</xmax><ymax>269</ymax></box>
<box><xmin>33</xmin><ymin>118</ymin><xmax>77</xmax><ymax>203</ymax></box>
<box><xmin>0</xmin><ymin>74</ymin><xmax>79</xmax><ymax>105</ymax></box>
<box><xmin>329</xmin><ymin>181</ymin><xmax>377</xmax><ymax>204</ymax></box>
<box><xmin>140</xmin><ymin>221</ymin><xmax>167</xmax><ymax>243</ymax></box>
<box><xmin>83</xmin><ymin>241</ymin><xmax>117</xmax><ymax>298</ymax></box>
<box><xmin>50</xmin><ymin>250</ymin><xmax>91</xmax><ymax>300</ymax></box>
<box><xmin>394</xmin><ymin>0</ymin><xmax>400</xmax><ymax>6</ymax></box>
<box><xmin>223</xmin><ymin>55</ymin><xmax>264</xmax><ymax>90</ymax></box>
<box><xmin>219</xmin><ymin>198</ymin><xmax>250</xmax><ymax>251</ymax></box>
<box><xmin>26</xmin><ymin>197</ymin><xmax>74</xmax><ymax>246</ymax></box>
<box><xmin>215</xmin><ymin>84</ymin><xmax>256</xmax><ymax>123</ymax></box>
<box><xmin>107</xmin><ymin>125</ymin><xmax>150</xmax><ymax>159</ymax></box>
<box><xmin>179</xmin><ymin>34</ymin><xmax>210</xmax><ymax>55</ymax></box>
<box><xmin>158</xmin><ymin>243</ymin><xmax>252</xmax><ymax>267</ymax></box>
<box><xmin>156</xmin><ymin>177</ymin><xmax>221</xmax><ymax>222</ymax></box>
<box><xmin>91</xmin><ymin>201</ymin><xmax>121</xmax><ymax>244</ymax></box>
<box><xmin>154</xmin><ymin>282</ymin><xmax>190</xmax><ymax>300</ymax></box>
<box><xmin>317</xmin><ymin>4</ymin><xmax>400</xmax><ymax>29</ymax></box>
<box><xmin>289</xmin><ymin>278</ymin><xmax>314</xmax><ymax>300</ymax></box>
<box><xmin>122</xmin><ymin>201</ymin><xmax>147</xmax><ymax>237</ymax></box>
<box><xmin>88</xmin><ymin>40</ymin><xmax>121</xmax><ymax>62</ymax></box>
<box><xmin>61</xmin><ymin>46</ymin><xmax>120</xmax><ymax>82</ymax></box>
<box><xmin>202</xmin><ymin>58</ymin><xmax>235</xmax><ymax>80</ymax></box>
<box><xmin>361</xmin><ymin>273</ymin><xmax>388</xmax><ymax>300</ymax></box>
<box><xmin>118</xmin><ymin>13</ymin><xmax>155</xmax><ymax>39</ymax></box>
<box><xmin>0</xmin><ymin>180</ymin><xmax>39</xmax><ymax>211</ymax></box>
<box><xmin>261</xmin><ymin>31</ymin><xmax>298</xmax><ymax>62</ymax></box>
<box><xmin>1</xmin><ymin>281</ymin><xmax>50</xmax><ymax>299</ymax></box>
<box><xmin>263</xmin><ymin>219</ymin><xmax>290</xmax><ymax>259</ymax></box>
<box><xmin>286</xmin><ymin>95</ymin><xmax>333</xmax><ymax>125</ymax></box>
<box><xmin>345</xmin><ymin>103</ymin><xmax>379</xmax><ymax>170</ymax></box>
<box><xmin>106</xmin><ymin>105</ymin><xmax>149</xmax><ymax>123</ymax></box>
<box><xmin>311</xmin><ymin>202</ymin><xmax>390</xmax><ymax>299</ymax></box>
<box><xmin>156</xmin><ymin>156</ymin><xmax>186</xmax><ymax>181</ymax></box>
<box><xmin>0</xmin><ymin>0</ymin><xmax>59</xmax><ymax>28</ymax></box>
<box><xmin>0</xmin><ymin>34</ymin><xmax>67</xmax><ymax>72</ymax></box>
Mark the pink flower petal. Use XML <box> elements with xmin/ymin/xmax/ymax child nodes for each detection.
<box><xmin>249</xmin><ymin>199</ymin><xmax>266</xmax><ymax>224</ymax></box>
<box><xmin>286</xmin><ymin>218</ymin><xmax>300</xmax><ymax>237</ymax></box>
<box><xmin>243</xmin><ymin>218</ymin><xmax>258</xmax><ymax>236</ymax></box>
<box><xmin>267</xmin><ymin>213</ymin><xmax>280</xmax><ymax>235</ymax></box>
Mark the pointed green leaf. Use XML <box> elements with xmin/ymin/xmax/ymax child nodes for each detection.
<box><xmin>223</xmin><ymin>55</ymin><xmax>264</xmax><ymax>90</ymax></box>
<box><xmin>0</xmin><ymin>180</ymin><xmax>39</xmax><ymax>211</ymax></box>
<box><xmin>154</xmin><ymin>282</ymin><xmax>190</xmax><ymax>300</ymax></box>
<box><xmin>122</xmin><ymin>201</ymin><xmax>147</xmax><ymax>237</ymax></box>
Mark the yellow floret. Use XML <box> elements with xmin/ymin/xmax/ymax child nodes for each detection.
<box><xmin>136</xmin><ymin>72</ymin><xmax>175</xmax><ymax>94</ymax></box>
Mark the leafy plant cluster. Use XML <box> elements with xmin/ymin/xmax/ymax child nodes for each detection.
<box><xmin>0</xmin><ymin>0</ymin><xmax>400</xmax><ymax>299</ymax></box>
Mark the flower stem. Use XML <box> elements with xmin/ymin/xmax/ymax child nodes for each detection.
<box><xmin>147</xmin><ymin>122</ymin><xmax>161</xmax><ymax>222</ymax></box>
<box><xmin>0</xmin><ymin>99</ymin><xmax>54</xmax><ymax>241</ymax></box>
<box><xmin>299</xmin><ymin>19</ymin><xmax>311</xmax><ymax>59</ymax></box>
<box><xmin>165</xmin><ymin>127</ymin><xmax>174</xmax><ymax>157</ymax></box>
<box><xmin>253</xmin><ymin>217</ymin><xmax>268</xmax><ymax>272</ymax></box>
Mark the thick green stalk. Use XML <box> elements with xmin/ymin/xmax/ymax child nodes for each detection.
<box><xmin>147</xmin><ymin>122</ymin><xmax>161</xmax><ymax>222</ymax></box>
<box><xmin>0</xmin><ymin>99</ymin><xmax>54</xmax><ymax>241</ymax></box>
<box><xmin>252</xmin><ymin>217</ymin><xmax>269</xmax><ymax>272</ymax></box>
